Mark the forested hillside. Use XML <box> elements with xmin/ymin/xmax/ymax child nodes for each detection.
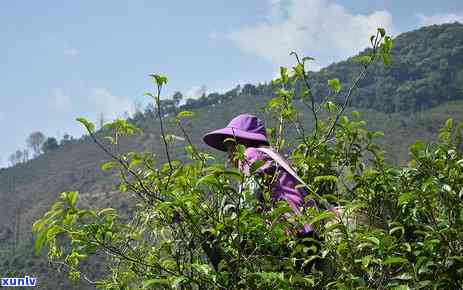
<box><xmin>0</xmin><ymin>23</ymin><xmax>462</xmax><ymax>289</ymax></box>
<box><xmin>312</xmin><ymin>22</ymin><xmax>463</xmax><ymax>112</ymax></box>
<box><xmin>154</xmin><ymin>22</ymin><xmax>463</xmax><ymax>115</ymax></box>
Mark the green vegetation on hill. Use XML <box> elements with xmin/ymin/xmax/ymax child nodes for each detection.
<box><xmin>311</xmin><ymin>22</ymin><xmax>463</xmax><ymax>113</ymax></box>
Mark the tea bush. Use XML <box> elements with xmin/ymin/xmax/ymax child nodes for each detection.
<box><xmin>33</xmin><ymin>29</ymin><xmax>463</xmax><ymax>289</ymax></box>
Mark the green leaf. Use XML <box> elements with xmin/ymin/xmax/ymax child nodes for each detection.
<box><xmin>372</xmin><ymin>131</ymin><xmax>384</xmax><ymax>138</ymax></box>
<box><xmin>78</xmin><ymin>209</ymin><xmax>97</xmax><ymax>219</ymax></box>
<box><xmin>169</xmin><ymin>276</ymin><xmax>187</xmax><ymax>288</ymax></box>
<box><xmin>383</xmin><ymin>36</ymin><xmax>393</xmax><ymax>52</ymax></box>
<box><xmin>410</xmin><ymin>140</ymin><xmax>425</xmax><ymax>156</ymax></box>
<box><xmin>65</xmin><ymin>191</ymin><xmax>79</xmax><ymax>207</ymax></box>
<box><xmin>361</xmin><ymin>255</ymin><xmax>372</xmax><ymax>268</ymax></box>
<box><xmin>382</xmin><ymin>53</ymin><xmax>391</xmax><ymax>65</ymax></box>
<box><xmin>377</xmin><ymin>27</ymin><xmax>386</xmax><ymax>37</ymax></box>
<box><xmin>364</xmin><ymin>236</ymin><xmax>380</xmax><ymax>246</ymax></box>
<box><xmin>276</xmin><ymin>88</ymin><xmax>290</xmax><ymax>98</ymax></box>
<box><xmin>389</xmin><ymin>225</ymin><xmax>405</xmax><ymax>237</ymax></box>
<box><xmin>192</xmin><ymin>263</ymin><xmax>212</xmax><ymax>276</ymax></box>
<box><xmin>142</xmin><ymin>278</ymin><xmax>170</xmax><ymax>288</ymax></box>
<box><xmin>32</xmin><ymin>218</ymin><xmax>48</xmax><ymax>233</ymax></box>
<box><xmin>292</xmin><ymin>63</ymin><xmax>305</xmax><ymax>78</ymax></box>
<box><xmin>309</xmin><ymin>210</ymin><xmax>336</xmax><ymax>225</ymax></box>
<box><xmin>222</xmin><ymin>170</ymin><xmax>243</xmax><ymax>181</ymax></box>
<box><xmin>280</xmin><ymin>66</ymin><xmax>289</xmax><ymax>83</ymax></box>
<box><xmin>201</xmin><ymin>227</ymin><xmax>216</xmax><ymax>236</ymax></box>
<box><xmin>101</xmin><ymin>161</ymin><xmax>117</xmax><ymax>171</ymax></box>
<box><xmin>250</xmin><ymin>160</ymin><xmax>265</xmax><ymax>175</ymax></box>
<box><xmin>168</xmin><ymin>134</ymin><xmax>185</xmax><ymax>142</ymax></box>
<box><xmin>340</xmin><ymin>116</ymin><xmax>349</xmax><ymax>126</ymax></box>
<box><xmin>268</xmin><ymin>96</ymin><xmax>284</xmax><ymax>109</ymax></box>
<box><xmin>445</xmin><ymin>118</ymin><xmax>453</xmax><ymax>130</ymax></box>
<box><xmin>325</xmin><ymin>101</ymin><xmax>337</xmax><ymax>113</ymax></box>
<box><xmin>196</xmin><ymin>175</ymin><xmax>220</xmax><ymax>187</ymax></box>
<box><xmin>328</xmin><ymin>78</ymin><xmax>341</xmax><ymax>93</ymax></box>
<box><xmin>391</xmin><ymin>286</ymin><xmax>410</xmax><ymax>290</ymax></box>
<box><xmin>34</xmin><ymin>228</ymin><xmax>48</xmax><ymax>254</ymax></box>
<box><xmin>398</xmin><ymin>192</ymin><xmax>414</xmax><ymax>206</ymax></box>
<box><xmin>118</xmin><ymin>183</ymin><xmax>127</xmax><ymax>192</ymax></box>
<box><xmin>272</xmin><ymin>77</ymin><xmax>282</xmax><ymax>86</ymax></box>
<box><xmin>177</xmin><ymin>111</ymin><xmax>195</xmax><ymax>119</ymax></box>
<box><xmin>357</xmin><ymin>242</ymin><xmax>375</xmax><ymax>250</ymax></box>
<box><xmin>97</xmin><ymin>208</ymin><xmax>116</xmax><ymax>216</ymax></box>
<box><xmin>352</xmin><ymin>55</ymin><xmax>372</xmax><ymax>65</ymax></box>
<box><xmin>150</xmin><ymin>74</ymin><xmax>168</xmax><ymax>86</ymax></box>
<box><xmin>380</xmin><ymin>36</ymin><xmax>393</xmax><ymax>65</ymax></box>
<box><xmin>383</xmin><ymin>257</ymin><xmax>409</xmax><ymax>265</ymax></box>
<box><xmin>394</xmin><ymin>273</ymin><xmax>413</xmax><ymax>281</ymax></box>
<box><xmin>46</xmin><ymin>225</ymin><xmax>64</xmax><ymax>240</ymax></box>
<box><xmin>314</xmin><ymin>175</ymin><xmax>338</xmax><ymax>183</ymax></box>
<box><xmin>76</xmin><ymin>117</ymin><xmax>95</xmax><ymax>133</ymax></box>
<box><xmin>415</xmin><ymin>281</ymin><xmax>431</xmax><ymax>289</ymax></box>
<box><xmin>160</xmin><ymin>258</ymin><xmax>176</xmax><ymax>270</ymax></box>
<box><xmin>302</xmin><ymin>56</ymin><xmax>315</xmax><ymax>63</ymax></box>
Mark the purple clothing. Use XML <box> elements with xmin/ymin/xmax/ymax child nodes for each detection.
<box><xmin>240</xmin><ymin>147</ymin><xmax>316</xmax><ymax>234</ymax></box>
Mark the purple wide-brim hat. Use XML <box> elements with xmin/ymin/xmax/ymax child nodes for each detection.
<box><xmin>203</xmin><ymin>114</ymin><xmax>269</xmax><ymax>151</ymax></box>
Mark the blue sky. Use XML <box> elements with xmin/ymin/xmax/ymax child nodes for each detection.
<box><xmin>1</xmin><ymin>0</ymin><xmax>462</xmax><ymax>167</ymax></box>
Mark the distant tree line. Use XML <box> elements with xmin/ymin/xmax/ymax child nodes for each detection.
<box><xmin>132</xmin><ymin>82</ymin><xmax>273</xmax><ymax>125</ymax></box>
<box><xmin>7</xmin><ymin>131</ymin><xmax>75</xmax><ymax>167</ymax></box>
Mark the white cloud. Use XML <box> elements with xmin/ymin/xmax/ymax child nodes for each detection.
<box><xmin>208</xmin><ymin>29</ymin><xmax>218</xmax><ymax>40</ymax></box>
<box><xmin>89</xmin><ymin>88</ymin><xmax>134</xmax><ymax>120</ymax></box>
<box><xmin>64</xmin><ymin>46</ymin><xmax>79</xmax><ymax>57</ymax></box>
<box><xmin>185</xmin><ymin>85</ymin><xmax>208</xmax><ymax>99</ymax></box>
<box><xmin>229</xmin><ymin>0</ymin><xmax>394</xmax><ymax>69</ymax></box>
<box><xmin>48</xmin><ymin>88</ymin><xmax>72</xmax><ymax>112</ymax></box>
<box><xmin>416</xmin><ymin>13</ymin><xmax>463</xmax><ymax>27</ymax></box>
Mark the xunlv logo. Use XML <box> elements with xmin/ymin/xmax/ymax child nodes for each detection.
<box><xmin>1</xmin><ymin>276</ymin><xmax>38</xmax><ymax>287</ymax></box>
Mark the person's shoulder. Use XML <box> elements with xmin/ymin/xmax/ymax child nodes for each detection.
<box><xmin>243</xmin><ymin>147</ymin><xmax>275</xmax><ymax>174</ymax></box>
<box><xmin>244</xmin><ymin>147</ymin><xmax>268</xmax><ymax>160</ymax></box>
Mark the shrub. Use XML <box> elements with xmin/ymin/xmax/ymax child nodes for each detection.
<box><xmin>33</xmin><ymin>29</ymin><xmax>463</xmax><ymax>289</ymax></box>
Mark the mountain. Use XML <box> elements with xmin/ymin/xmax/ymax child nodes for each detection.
<box><xmin>0</xmin><ymin>22</ymin><xmax>462</xmax><ymax>289</ymax></box>
<box><xmin>311</xmin><ymin>22</ymin><xmax>463</xmax><ymax>113</ymax></box>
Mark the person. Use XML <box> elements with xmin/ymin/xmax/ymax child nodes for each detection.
<box><xmin>202</xmin><ymin>113</ymin><xmax>321</xmax><ymax>271</ymax></box>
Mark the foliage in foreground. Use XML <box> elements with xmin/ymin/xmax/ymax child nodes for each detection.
<box><xmin>33</xmin><ymin>29</ymin><xmax>463</xmax><ymax>289</ymax></box>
